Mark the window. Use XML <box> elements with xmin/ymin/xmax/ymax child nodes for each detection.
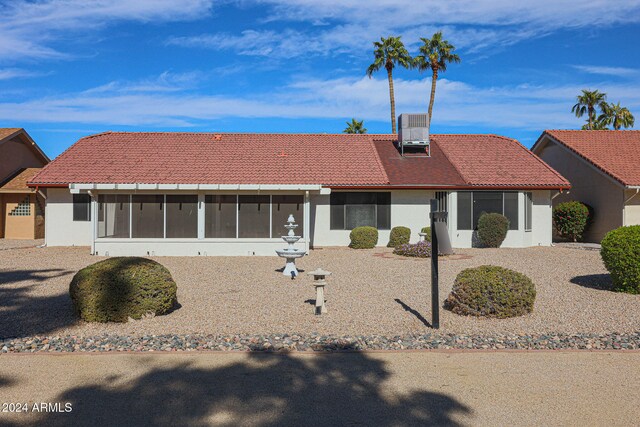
<box><xmin>205</xmin><ymin>195</ymin><xmax>236</xmax><ymax>238</ymax></box>
<box><xmin>525</xmin><ymin>192</ymin><xmax>533</xmax><ymax>231</ymax></box>
<box><xmin>98</xmin><ymin>195</ymin><xmax>130</xmax><ymax>238</ymax></box>
<box><xmin>457</xmin><ymin>192</ymin><xmax>519</xmax><ymax>231</ymax></box>
<box><xmin>166</xmin><ymin>195</ymin><xmax>198</xmax><ymax>238</ymax></box>
<box><xmin>73</xmin><ymin>194</ymin><xmax>91</xmax><ymax>221</ymax></box>
<box><xmin>272</xmin><ymin>195</ymin><xmax>304</xmax><ymax>237</ymax></box>
<box><xmin>9</xmin><ymin>197</ymin><xmax>31</xmax><ymax>216</ymax></box>
<box><xmin>330</xmin><ymin>192</ymin><xmax>391</xmax><ymax>230</ymax></box>
<box><xmin>131</xmin><ymin>195</ymin><xmax>164</xmax><ymax>238</ymax></box>
<box><xmin>238</xmin><ymin>195</ymin><xmax>270</xmax><ymax>238</ymax></box>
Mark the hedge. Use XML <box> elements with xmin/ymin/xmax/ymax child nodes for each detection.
<box><xmin>477</xmin><ymin>213</ymin><xmax>509</xmax><ymax>248</ymax></box>
<box><xmin>349</xmin><ymin>226</ymin><xmax>378</xmax><ymax>249</ymax></box>
<box><xmin>421</xmin><ymin>226</ymin><xmax>432</xmax><ymax>243</ymax></box>
<box><xmin>387</xmin><ymin>226</ymin><xmax>411</xmax><ymax>248</ymax></box>
<box><xmin>393</xmin><ymin>241</ymin><xmax>432</xmax><ymax>258</ymax></box>
<box><xmin>445</xmin><ymin>265</ymin><xmax>536</xmax><ymax>318</ymax></box>
<box><xmin>69</xmin><ymin>257</ymin><xmax>178</xmax><ymax>322</ymax></box>
<box><xmin>601</xmin><ymin>225</ymin><xmax>640</xmax><ymax>294</ymax></box>
<box><xmin>553</xmin><ymin>201</ymin><xmax>590</xmax><ymax>242</ymax></box>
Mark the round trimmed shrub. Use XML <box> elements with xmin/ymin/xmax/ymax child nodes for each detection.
<box><xmin>445</xmin><ymin>265</ymin><xmax>536</xmax><ymax>318</ymax></box>
<box><xmin>70</xmin><ymin>257</ymin><xmax>178</xmax><ymax>323</ymax></box>
<box><xmin>553</xmin><ymin>201</ymin><xmax>590</xmax><ymax>242</ymax></box>
<box><xmin>349</xmin><ymin>226</ymin><xmax>378</xmax><ymax>249</ymax></box>
<box><xmin>601</xmin><ymin>225</ymin><xmax>640</xmax><ymax>294</ymax></box>
<box><xmin>393</xmin><ymin>241</ymin><xmax>432</xmax><ymax>258</ymax></box>
<box><xmin>420</xmin><ymin>226</ymin><xmax>432</xmax><ymax>243</ymax></box>
<box><xmin>387</xmin><ymin>226</ymin><xmax>411</xmax><ymax>248</ymax></box>
<box><xmin>477</xmin><ymin>213</ymin><xmax>509</xmax><ymax>248</ymax></box>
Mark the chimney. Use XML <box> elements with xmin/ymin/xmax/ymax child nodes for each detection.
<box><xmin>397</xmin><ymin>113</ymin><xmax>430</xmax><ymax>157</ymax></box>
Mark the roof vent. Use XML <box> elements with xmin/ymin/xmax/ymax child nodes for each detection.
<box><xmin>398</xmin><ymin>113</ymin><xmax>430</xmax><ymax>156</ymax></box>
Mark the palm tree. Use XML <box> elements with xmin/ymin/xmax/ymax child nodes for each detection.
<box><xmin>598</xmin><ymin>101</ymin><xmax>635</xmax><ymax>130</ymax></box>
<box><xmin>414</xmin><ymin>32</ymin><xmax>460</xmax><ymax>129</ymax></box>
<box><xmin>572</xmin><ymin>89</ymin><xmax>607</xmax><ymax>130</ymax></box>
<box><xmin>344</xmin><ymin>118</ymin><xmax>367</xmax><ymax>134</ymax></box>
<box><xmin>366</xmin><ymin>36</ymin><xmax>412</xmax><ymax>134</ymax></box>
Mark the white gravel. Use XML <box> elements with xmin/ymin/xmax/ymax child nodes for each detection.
<box><xmin>0</xmin><ymin>244</ymin><xmax>638</xmax><ymax>338</ymax></box>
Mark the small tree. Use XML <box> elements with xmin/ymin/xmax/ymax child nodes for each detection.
<box><xmin>553</xmin><ymin>201</ymin><xmax>590</xmax><ymax>242</ymax></box>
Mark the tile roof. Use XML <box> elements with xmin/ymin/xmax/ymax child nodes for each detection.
<box><xmin>435</xmin><ymin>134</ymin><xmax>570</xmax><ymax>188</ymax></box>
<box><xmin>542</xmin><ymin>130</ymin><xmax>640</xmax><ymax>187</ymax></box>
<box><xmin>28</xmin><ymin>131</ymin><xmax>569</xmax><ymax>189</ymax></box>
<box><xmin>0</xmin><ymin>128</ymin><xmax>21</xmax><ymax>140</ymax></box>
<box><xmin>29</xmin><ymin>132</ymin><xmax>389</xmax><ymax>186</ymax></box>
<box><xmin>0</xmin><ymin>168</ymin><xmax>41</xmax><ymax>192</ymax></box>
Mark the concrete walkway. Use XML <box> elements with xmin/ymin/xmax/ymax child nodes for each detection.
<box><xmin>0</xmin><ymin>351</ymin><xmax>638</xmax><ymax>426</ymax></box>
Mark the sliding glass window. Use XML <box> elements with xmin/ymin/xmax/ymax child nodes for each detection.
<box><xmin>330</xmin><ymin>192</ymin><xmax>391</xmax><ymax>230</ymax></box>
<box><xmin>238</xmin><ymin>195</ymin><xmax>270</xmax><ymax>238</ymax></box>
<box><xmin>132</xmin><ymin>195</ymin><xmax>164</xmax><ymax>238</ymax></box>
<box><xmin>458</xmin><ymin>191</ymin><xmax>519</xmax><ymax>231</ymax></box>
<box><xmin>272</xmin><ymin>195</ymin><xmax>303</xmax><ymax>237</ymax></box>
<box><xmin>166</xmin><ymin>195</ymin><xmax>198</xmax><ymax>238</ymax></box>
<box><xmin>205</xmin><ymin>195</ymin><xmax>237</xmax><ymax>238</ymax></box>
<box><xmin>98</xmin><ymin>195</ymin><xmax>130</xmax><ymax>238</ymax></box>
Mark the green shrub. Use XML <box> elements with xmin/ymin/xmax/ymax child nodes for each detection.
<box><xmin>420</xmin><ymin>226</ymin><xmax>432</xmax><ymax>243</ymax></box>
<box><xmin>445</xmin><ymin>265</ymin><xmax>536</xmax><ymax>318</ymax></box>
<box><xmin>477</xmin><ymin>213</ymin><xmax>509</xmax><ymax>248</ymax></box>
<box><xmin>349</xmin><ymin>226</ymin><xmax>378</xmax><ymax>249</ymax></box>
<box><xmin>387</xmin><ymin>226</ymin><xmax>411</xmax><ymax>248</ymax></box>
<box><xmin>69</xmin><ymin>257</ymin><xmax>178</xmax><ymax>322</ymax></box>
<box><xmin>553</xmin><ymin>201</ymin><xmax>590</xmax><ymax>242</ymax></box>
<box><xmin>601</xmin><ymin>225</ymin><xmax>640</xmax><ymax>294</ymax></box>
<box><xmin>393</xmin><ymin>241</ymin><xmax>432</xmax><ymax>258</ymax></box>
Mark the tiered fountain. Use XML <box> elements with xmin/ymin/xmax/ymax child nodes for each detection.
<box><xmin>275</xmin><ymin>214</ymin><xmax>307</xmax><ymax>278</ymax></box>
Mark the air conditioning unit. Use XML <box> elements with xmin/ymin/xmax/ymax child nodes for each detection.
<box><xmin>398</xmin><ymin>113</ymin><xmax>430</xmax><ymax>156</ymax></box>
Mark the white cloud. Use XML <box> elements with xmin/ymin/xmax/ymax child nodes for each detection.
<box><xmin>1</xmin><ymin>74</ymin><xmax>638</xmax><ymax>131</ymax></box>
<box><xmin>572</xmin><ymin>65</ymin><xmax>638</xmax><ymax>77</ymax></box>
<box><xmin>0</xmin><ymin>0</ymin><xmax>214</xmax><ymax>61</ymax></box>
<box><xmin>0</xmin><ymin>68</ymin><xmax>47</xmax><ymax>80</ymax></box>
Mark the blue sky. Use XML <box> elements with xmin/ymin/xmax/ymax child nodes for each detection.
<box><xmin>1</xmin><ymin>0</ymin><xmax>639</xmax><ymax>158</ymax></box>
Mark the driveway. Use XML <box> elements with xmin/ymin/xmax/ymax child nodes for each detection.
<box><xmin>0</xmin><ymin>351</ymin><xmax>638</xmax><ymax>426</ymax></box>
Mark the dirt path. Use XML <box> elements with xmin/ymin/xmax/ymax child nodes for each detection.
<box><xmin>0</xmin><ymin>351</ymin><xmax>638</xmax><ymax>426</ymax></box>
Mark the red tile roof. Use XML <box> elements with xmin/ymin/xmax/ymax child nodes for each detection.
<box><xmin>542</xmin><ymin>130</ymin><xmax>640</xmax><ymax>187</ymax></box>
<box><xmin>29</xmin><ymin>132</ymin><xmax>388</xmax><ymax>186</ymax></box>
<box><xmin>29</xmin><ymin>131</ymin><xmax>569</xmax><ymax>189</ymax></box>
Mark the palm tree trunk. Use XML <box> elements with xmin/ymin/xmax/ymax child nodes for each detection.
<box><xmin>387</xmin><ymin>67</ymin><xmax>396</xmax><ymax>134</ymax></box>
<box><xmin>427</xmin><ymin>68</ymin><xmax>438</xmax><ymax>129</ymax></box>
<box><xmin>588</xmin><ymin>106</ymin><xmax>594</xmax><ymax>130</ymax></box>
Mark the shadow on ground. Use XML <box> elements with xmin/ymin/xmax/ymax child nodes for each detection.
<box><xmin>570</xmin><ymin>274</ymin><xmax>614</xmax><ymax>291</ymax></box>
<box><xmin>394</xmin><ymin>298</ymin><xmax>433</xmax><ymax>328</ymax></box>
<box><xmin>0</xmin><ymin>269</ymin><xmax>75</xmax><ymax>339</ymax></box>
<box><xmin>32</xmin><ymin>352</ymin><xmax>471</xmax><ymax>426</ymax></box>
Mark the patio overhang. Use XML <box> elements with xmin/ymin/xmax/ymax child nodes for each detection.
<box><xmin>69</xmin><ymin>183</ymin><xmax>324</xmax><ymax>193</ymax></box>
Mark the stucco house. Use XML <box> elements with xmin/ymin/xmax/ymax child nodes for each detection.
<box><xmin>0</xmin><ymin>128</ymin><xmax>50</xmax><ymax>239</ymax></box>
<box><xmin>28</xmin><ymin>125</ymin><xmax>569</xmax><ymax>256</ymax></box>
<box><xmin>532</xmin><ymin>130</ymin><xmax>640</xmax><ymax>242</ymax></box>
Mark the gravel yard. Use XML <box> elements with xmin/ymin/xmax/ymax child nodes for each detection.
<box><xmin>1</xmin><ymin>244</ymin><xmax>639</xmax><ymax>339</ymax></box>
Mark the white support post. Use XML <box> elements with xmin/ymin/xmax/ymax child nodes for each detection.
<box><xmin>197</xmin><ymin>193</ymin><xmax>205</xmax><ymax>239</ymax></box>
<box><xmin>90</xmin><ymin>192</ymin><xmax>98</xmax><ymax>255</ymax></box>
<box><xmin>304</xmin><ymin>191</ymin><xmax>310</xmax><ymax>252</ymax></box>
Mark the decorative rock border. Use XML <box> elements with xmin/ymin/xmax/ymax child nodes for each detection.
<box><xmin>1</xmin><ymin>333</ymin><xmax>639</xmax><ymax>353</ymax></box>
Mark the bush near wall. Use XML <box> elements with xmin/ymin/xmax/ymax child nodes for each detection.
<box><xmin>553</xmin><ymin>201</ymin><xmax>590</xmax><ymax>242</ymax></box>
<box><xmin>387</xmin><ymin>226</ymin><xmax>411</xmax><ymax>248</ymax></box>
<box><xmin>349</xmin><ymin>226</ymin><xmax>378</xmax><ymax>249</ymax></box>
<box><xmin>421</xmin><ymin>226</ymin><xmax>432</xmax><ymax>243</ymax></box>
<box><xmin>70</xmin><ymin>257</ymin><xmax>178</xmax><ymax>322</ymax></box>
<box><xmin>477</xmin><ymin>213</ymin><xmax>509</xmax><ymax>248</ymax></box>
<box><xmin>601</xmin><ymin>225</ymin><xmax>640</xmax><ymax>294</ymax></box>
<box><xmin>445</xmin><ymin>265</ymin><xmax>536</xmax><ymax>318</ymax></box>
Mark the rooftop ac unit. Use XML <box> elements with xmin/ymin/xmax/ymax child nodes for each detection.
<box><xmin>397</xmin><ymin>113</ymin><xmax>430</xmax><ymax>156</ymax></box>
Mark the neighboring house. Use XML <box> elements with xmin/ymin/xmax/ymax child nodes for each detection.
<box><xmin>532</xmin><ymin>130</ymin><xmax>640</xmax><ymax>243</ymax></box>
<box><xmin>28</xmin><ymin>126</ymin><xmax>568</xmax><ymax>256</ymax></box>
<box><xmin>0</xmin><ymin>128</ymin><xmax>50</xmax><ymax>239</ymax></box>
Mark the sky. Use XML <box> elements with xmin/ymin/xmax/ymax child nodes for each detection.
<box><xmin>1</xmin><ymin>0</ymin><xmax>639</xmax><ymax>158</ymax></box>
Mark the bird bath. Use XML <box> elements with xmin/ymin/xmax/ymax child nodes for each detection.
<box><xmin>275</xmin><ymin>214</ymin><xmax>307</xmax><ymax>278</ymax></box>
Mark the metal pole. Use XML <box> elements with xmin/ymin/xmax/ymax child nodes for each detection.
<box><xmin>430</xmin><ymin>199</ymin><xmax>440</xmax><ymax>329</ymax></box>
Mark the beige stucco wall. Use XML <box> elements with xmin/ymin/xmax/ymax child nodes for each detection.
<box><xmin>3</xmin><ymin>193</ymin><xmax>36</xmax><ymax>239</ymax></box>
<box><xmin>0</xmin><ymin>136</ymin><xmax>46</xmax><ymax>181</ymax></box>
<box><xmin>536</xmin><ymin>139</ymin><xmax>624</xmax><ymax>242</ymax></box>
<box><xmin>624</xmin><ymin>190</ymin><xmax>640</xmax><ymax>227</ymax></box>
